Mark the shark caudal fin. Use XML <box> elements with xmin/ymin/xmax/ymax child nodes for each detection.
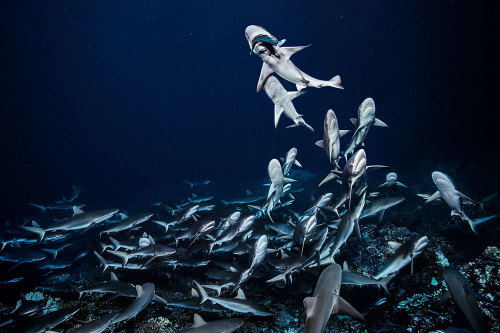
<box><xmin>327</xmin><ymin>75</ymin><xmax>343</xmax><ymax>89</ymax></box>
<box><xmin>106</xmin><ymin>250</ymin><xmax>129</xmax><ymax>267</ymax></box>
<box><xmin>193</xmin><ymin>281</ymin><xmax>209</xmax><ymax>304</ymax></box>
<box><xmin>458</xmin><ymin>212</ymin><xmax>497</xmax><ymax>234</ymax></box>
<box><xmin>65</xmin><ymin>280</ymin><xmax>83</xmax><ymax>299</ymax></box>
<box><xmin>20</xmin><ymin>222</ymin><xmax>46</xmax><ymax>242</ymax></box>
<box><xmin>93</xmin><ymin>251</ymin><xmax>110</xmax><ymax>272</ymax></box>
<box><xmin>379</xmin><ymin>274</ymin><xmax>396</xmax><ymax>293</ymax></box>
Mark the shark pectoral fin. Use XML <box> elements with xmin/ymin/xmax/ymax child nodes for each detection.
<box><xmin>366</xmin><ymin>165</ymin><xmax>389</xmax><ymax>170</ymax></box>
<box><xmin>280</xmin><ymin>45</ymin><xmax>311</xmax><ymax>60</ymax></box>
<box><xmin>437</xmin><ymin>291</ymin><xmax>451</xmax><ymax>307</ymax></box>
<box><xmin>191</xmin><ymin>288</ymin><xmax>199</xmax><ymax>297</ymax></box>
<box><xmin>387</xmin><ymin>241</ymin><xmax>402</xmax><ymax>251</ymax></box>
<box><xmin>315</xmin><ymin>140</ymin><xmax>325</xmax><ymax>149</ymax></box>
<box><xmin>257</xmin><ymin>63</ymin><xmax>274</xmax><ymax>92</ymax></box>
<box><xmin>287</xmin><ymin>90</ymin><xmax>306</xmax><ymax>100</ymax></box>
<box><xmin>303</xmin><ymin>296</ymin><xmax>316</xmax><ymax>318</ymax></box>
<box><xmin>294</xmin><ymin>159</ymin><xmax>303</xmax><ymax>168</ymax></box>
<box><xmin>335</xmin><ymin>295</ymin><xmax>365</xmax><ymax>321</ymax></box>
<box><xmin>136</xmin><ymin>285</ymin><xmax>144</xmax><ymax>297</ymax></box>
<box><xmin>425</xmin><ymin>191</ymin><xmax>442</xmax><ymax>204</ymax></box>
<box><xmin>339</xmin><ymin>129</ymin><xmax>351</xmax><ymax>137</ymax></box>
<box><xmin>454</xmin><ymin>191</ymin><xmax>478</xmax><ymax>205</ymax></box>
<box><xmin>396</xmin><ymin>181</ymin><xmax>408</xmax><ymax>188</ymax></box>
<box><xmin>283</xmin><ymin>177</ymin><xmax>297</xmax><ymax>183</ymax></box>
<box><xmin>373</xmin><ymin>118</ymin><xmax>388</xmax><ymax>127</ymax></box>
<box><xmin>192</xmin><ymin>314</ymin><xmax>207</xmax><ymax>328</ymax></box>
<box><xmin>319</xmin><ymin>172</ymin><xmax>337</xmax><ymax>187</ymax></box>
<box><xmin>274</xmin><ymin>105</ymin><xmax>284</xmax><ymax>128</ymax></box>
<box><xmin>377</xmin><ymin>210</ymin><xmax>386</xmax><ymax>224</ymax></box>
<box><xmin>350</xmin><ymin>118</ymin><xmax>358</xmax><ymax>126</ymax></box>
<box><xmin>110</xmin><ymin>272</ymin><xmax>118</xmax><ymax>281</ymax></box>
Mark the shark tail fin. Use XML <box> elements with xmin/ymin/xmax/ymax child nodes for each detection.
<box><xmin>29</xmin><ymin>203</ymin><xmax>46</xmax><ymax>213</ymax></box>
<box><xmin>94</xmin><ymin>251</ymin><xmax>110</xmax><ymax>272</ymax></box>
<box><xmin>327</xmin><ymin>75</ymin><xmax>343</xmax><ymax>89</ymax></box>
<box><xmin>379</xmin><ymin>274</ymin><xmax>396</xmax><ymax>294</ymax></box>
<box><xmin>107</xmin><ymin>250</ymin><xmax>129</xmax><ymax>267</ymax></box>
<box><xmin>20</xmin><ymin>225</ymin><xmax>45</xmax><ymax>242</ymax></box>
<box><xmin>461</xmin><ymin>213</ymin><xmax>497</xmax><ymax>234</ymax></box>
<box><xmin>193</xmin><ymin>281</ymin><xmax>209</xmax><ymax>304</ymax></box>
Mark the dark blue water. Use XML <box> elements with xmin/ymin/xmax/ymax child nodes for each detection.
<box><xmin>1</xmin><ymin>1</ymin><xmax>497</xmax><ymax>220</ymax></box>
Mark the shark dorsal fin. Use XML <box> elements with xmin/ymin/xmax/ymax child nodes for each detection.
<box><xmin>350</xmin><ymin>118</ymin><xmax>358</xmax><ymax>126</ymax></box>
<box><xmin>119</xmin><ymin>213</ymin><xmax>128</xmax><ymax>220</ymax></box>
<box><xmin>72</xmin><ymin>206</ymin><xmax>84</xmax><ymax>216</ymax></box>
<box><xmin>280</xmin><ymin>45</ymin><xmax>311</xmax><ymax>61</ymax></box>
<box><xmin>303</xmin><ymin>296</ymin><xmax>316</xmax><ymax>318</ymax></box>
<box><xmin>235</xmin><ymin>289</ymin><xmax>246</xmax><ymax>299</ymax></box>
<box><xmin>110</xmin><ymin>272</ymin><xmax>118</xmax><ymax>281</ymax></box>
<box><xmin>32</xmin><ymin>221</ymin><xmax>40</xmax><ymax>227</ymax></box>
<box><xmin>136</xmin><ymin>285</ymin><xmax>143</xmax><ymax>296</ymax></box>
<box><xmin>192</xmin><ymin>314</ymin><xmax>206</xmax><ymax>327</ymax></box>
<box><xmin>343</xmin><ymin>261</ymin><xmax>350</xmax><ymax>272</ymax></box>
<box><xmin>246</xmin><ymin>189</ymin><xmax>252</xmax><ymax>196</ymax></box>
<box><xmin>388</xmin><ymin>241</ymin><xmax>402</xmax><ymax>251</ymax></box>
<box><xmin>191</xmin><ymin>288</ymin><xmax>199</xmax><ymax>298</ymax></box>
<box><xmin>148</xmin><ymin>236</ymin><xmax>155</xmax><ymax>245</ymax></box>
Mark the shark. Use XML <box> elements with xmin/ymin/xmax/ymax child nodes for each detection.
<box><xmin>378</xmin><ymin>172</ymin><xmax>407</xmax><ymax>188</ymax></box>
<box><xmin>107</xmin><ymin>236</ymin><xmax>176</xmax><ymax>267</ymax></box>
<box><xmin>263</xmin><ymin>76</ymin><xmax>313</xmax><ymax>131</ymax></box>
<box><xmin>179</xmin><ymin>314</ymin><xmax>244</xmax><ymax>333</ymax></box>
<box><xmin>321</xmin><ymin>149</ymin><xmax>387</xmax><ymax>210</ymax></box>
<box><xmin>70</xmin><ymin>313</ymin><xmax>118</xmax><ymax>333</ymax></box>
<box><xmin>341</xmin><ymin>262</ymin><xmax>395</xmax><ymax>293</ymax></box>
<box><xmin>208</xmin><ymin>215</ymin><xmax>255</xmax><ymax>253</ymax></box>
<box><xmin>194</xmin><ymin>281</ymin><xmax>272</xmax><ymax>317</ymax></box>
<box><xmin>99</xmin><ymin>213</ymin><xmax>153</xmax><ymax>237</ymax></box>
<box><xmin>21</xmin><ymin>206</ymin><xmax>119</xmax><ymax>241</ymax></box>
<box><xmin>282</xmin><ymin>147</ymin><xmax>303</xmax><ymax>176</ymax></box>
<box><xmin>17</xmin><ymin>307</ymin><xmax>79</xmax><ymax>333</ymax></box>
<box><xmin>110</xmin><ymin>283</ymin><xmax>155</xmax><ymax>324</ymax></box>
<box><xmin>303</xmin><ymin>264</ymin><xmax>364</xmax><ymax>333</ymax></box>
<box><xmin>245</xmin><ymin>25</ymin><xmax>343</xmax><ymax>92</ymax></box>
<box><xmin>324</xmin><ymin>188</ymin><xmax>367</xmax><ymax>264</ymax></box>
<box><xmin>442</xmin><ymin>269</ymin><xmax>487</xmax><ymax>333</ymax></box>
<box><xmin>315</xmin><ymin>109</ymin><xmax>350</xmax><ymax>169</ymax></box>
<box><xmin>421</xmin><ymin>171</ymin><xmax>496</xmax><ymax>234</ymax></box>
<box><xmin>373</xmin><ymin>235</ymin><xmax>428</xmax><ymax>279</ymax></box>
<box><xmin>360</xmin><ymin>196</ymin><xmax>405</xmax><ymax>223</ymax></box>
<box><xmin>344</xmin><ymin>97</ymin><xmax>388</xmax><ymax>159</ymax></box>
